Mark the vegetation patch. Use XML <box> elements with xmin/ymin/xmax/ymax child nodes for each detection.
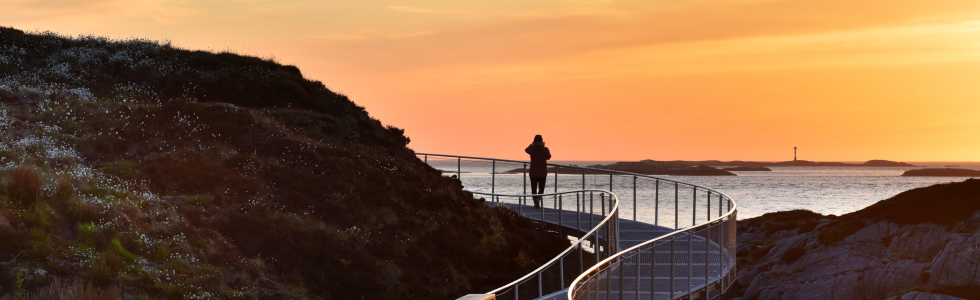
<box><xmin>0</xmin><ymin>26</ymin><xmax>569</xmax><ymax>299</ymax></box>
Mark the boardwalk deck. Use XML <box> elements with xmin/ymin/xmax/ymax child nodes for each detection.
<box><xmin>486</xmin><ymin>201</ymin><xmax>729</xmax><ymax>300</ymax></box>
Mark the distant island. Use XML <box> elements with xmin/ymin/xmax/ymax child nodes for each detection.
<box><xmin>722</xmin><ymin>166</ymin><xmax>772</xmax><ymax>171</ymax></box>
<box><xmin>508</xmin><ymin>160</ymin><xmax>735</xmax><ymax>176</ymax></box>
<box><xmin>902</xmin><ymin>168</ymin><xmax>980</xmax><ymax>177</ymax></box>
<box><xmin>659</xmin><ymin>159</ymin><xmax>915</xmax><ymax>167</ymax></box>
<box><xmin>505</xmin><ymin>159</ymin><xmax>915</xmax><ymax>176</ymax></box>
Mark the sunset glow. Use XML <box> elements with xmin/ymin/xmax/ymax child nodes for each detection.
<box><xmin>6</xmin><ymin>0</ymin><xmax>980</xmax><ymax>161</ymax></box>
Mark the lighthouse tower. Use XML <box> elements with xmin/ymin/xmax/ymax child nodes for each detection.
<box><xmin>794</xmin><ymin>146</ymin><xmax>797</xmax><ymax>161</ymax></box>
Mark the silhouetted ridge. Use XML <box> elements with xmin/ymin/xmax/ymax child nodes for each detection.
<box><xmin>0</xmin><ymin>27</ymin><xmax>354</xmax><ymax>115</ymax></box>
<box><xmin>843</xmin><ymin>178</ymin><xmax>980</xmax><ymax>227</ymax></box>
<box><xmin>0</xmin><ymin>26</ymin><xmax>568</xmax><ymax>299</ymax></box>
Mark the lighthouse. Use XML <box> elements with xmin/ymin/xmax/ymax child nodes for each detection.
<box><xmin>794</xmin><ymin>146</ymin><xmax>797</xmax><ymax>161</ymax></box>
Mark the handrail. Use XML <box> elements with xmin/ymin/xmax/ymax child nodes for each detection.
<box><xmin>470</xmin><ymin>190</ymin><xmax>620</xmax><ymax>296</ymax></box>
<box><xmin>418</xmin><ymin>152</ymin><xmax>737</xmax><ymax>300</ymax></box>
<box><xmin>417</xmin><ymin>152</ymin><xmax>736</xmax><ymax>195</ymax></box>
<box><xmin>567</xmin><ymin>210</ymin><xmax>736</xmax><ymax>300</ymax></box>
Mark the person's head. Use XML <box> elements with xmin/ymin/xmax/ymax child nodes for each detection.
<box><xmin>532</xmin><ymin>134</ymin><xmax>544</xmax><ymax>146</ymax></box>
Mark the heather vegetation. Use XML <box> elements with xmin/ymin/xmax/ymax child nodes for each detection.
<box><xmin>0</xmin><ymin>27</ymin><xmax>568</xmax><ymax>299</ymax></box>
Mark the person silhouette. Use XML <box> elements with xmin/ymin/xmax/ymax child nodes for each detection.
<box><xmin>525</xmin><ymin>135</ymin><xmax>552</xmax><ymax>209</ymax></box>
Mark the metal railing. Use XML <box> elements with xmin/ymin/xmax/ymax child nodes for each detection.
<box><xmin>568</xmin><ymin>211</ymin><xmax>736</xmax><ymax>300</ymax></box>
<box><xmin>475</xmin><ymin>190</ymin><xmax>620</xmax><ymax>299</ymax></box>
<box><xmin>417</xmin><ymin>153</ymin><xmax>736</xmax><ymax>300</ymax></box>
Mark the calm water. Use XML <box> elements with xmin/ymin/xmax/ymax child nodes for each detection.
<box><xmin>430</xmin><ymin>157</ymin><xmax>979</xmax><ymax>221</ymax></box>
<box><xmin>664</xmin><ymin>166</ymin><xmax>976</xmax><ymax>219</ymax></box>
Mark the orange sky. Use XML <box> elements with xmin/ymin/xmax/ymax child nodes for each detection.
<box><xmin>4</xmin><ymin>0</ymin><xmax>980</xmax><ymax>161</ymax></box>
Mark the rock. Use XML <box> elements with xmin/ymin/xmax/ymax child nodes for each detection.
<box><xmin>726</xmin><ymin>179</ymin><xmax>980</xmax><ymax>300</ymax></box>
<box><xmin>864</xmin><ymin>160</ymin><xmax>917</xmax><ymax>167</ymax></box>
<box><xmin>902</xmin><ymin>168</ymin><xmax>980</xmax><ymax>177</ymax></box>
<box><xmin>886</xmin><ymin>291</ymin><xmax>970</xmax><ymax>300</ymax></box>
<box><xmin>723</xmin><ymin>166</ymin><xmax>772</xmax><ymax>171</ymax></box>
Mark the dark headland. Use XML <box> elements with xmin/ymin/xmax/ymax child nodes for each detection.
<box><xmin>902</xmin><ymin>168</ymin><xmax>980</xmax><ymax>177</ymax></box>
<box><xmin>507</xmin><ymin>160</ymin><xmax>736</xmax><ymax>176</ymax></box>
<box><xmin>722</xmin><ymin>166</ymin><xmax>772</xmax><ymax>172</ymax></box>
<box><xmin>0</xmin><ymin>27</ymin><xmax>568</xmax><ymax>299</ymax></box>
<box><xmin>728</xmin><ymin>179</ymin><xmax>980</xmax><ymax>300</ymax></box>
<box><xmin>506</xmin><ymin>159</ymin><xmax>915</xmax><ymax>176</ymax></box>
<box><xmin>682</xmin><ymin>159</ymin><xmax>915</xmax><ymax>167</ymax></box>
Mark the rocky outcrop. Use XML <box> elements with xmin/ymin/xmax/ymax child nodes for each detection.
<box><xmin>723</xmin><ymin>166</ymin><xmax>772</xmax><ymax>171</ymax></box>
<box><xmin>863</xmin><ymin>160</ymin><xmax>917</xmax><ymax>167</ymax></box>
<box><xmin>902</xmin><ymin>168</ymin><xmax>980</xmax><ymax>177</ymax></box>
<box><xmin>728</xmin><ymin>179</ymin><xmax>980</xmax><ymax>300</ymax></box>
<box><xmin>887</xmin><ymin>291</ymin><xmax>970</xmax><ymax>300</ymax></box>
<box><xmin>586</xmin><ymin>160</ymin><xmax>736</xmax><ymax>176</ymax></box>
<box><xmin>505</xmin><ymin>160</ymin><xmax>736</xmax><ymax>176</ymax></box>
<box><xmin>672</xmin><ymin>159</ymin><xmax>916</xmax><ymax>167</ymax></box>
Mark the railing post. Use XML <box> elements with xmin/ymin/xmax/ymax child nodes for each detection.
<box><xmin>601</xmin><ymin>193</ymin><xmax>606</xmax><ymax>217</ymax></box>
<box><xmin>579</xmin><ymin>239</ymin><xmax>585</xmax><ymax>274</ymax></box>
<box><xmin>540</xmin><ymin>191</ymin><xmax>545</xmax><ymax>222</ymax></box>
<box><xmin>635</xmin><ymin>247</ymin><xmax>640</xmax><ymax>300</ymax></box>
<box><xmin>457</xmin><ymin>157</ymin><xmax>461</xmax><ymax>180</ymax></box>
<box><xmin>619</xmin><ymin>253</ymin><xmax>625</xmax><ymax>298</ymax></box>
<box><xmin>609</xmin><ymin>173</ymin><xmax>613</xmax><ymax>192</ymax></box>
<box><xmin>719</xmin><ymin>193</ymin><xmax>723</xmax><ymax>217</ymax></box>
<box><xmin>670</xmin><ymin>236</ymin><xmax>675</xmax><ymax>300</ymax></box>
<box><xmin>651</xmin><ymin>244</ymin><xmax>657</xmax><ymax>300</ymax></box>
<box><xmin>554</xmin><ymin>165</ymin><xmax>559</xmax><ymax>195</ymax></box>
<box><xmin>424</xmin><ymin>155</ymin><xmax>427</xmax><ymax>164</ymax></box>
<box><xmin>689</xmin><ymin>229</ymin><xmax>694</xmax><ymax>294</ymax></box>
<box><xmin>633</xmin><ymin>175</ymin><xmax>637</xmax><ymax>221</ymax></box>
<box><xmin>522</xmin><ymin>163</ymin><xmax>527</xmax><ymax>215</ymax></box>
<box><xmin>674</xmin><ymin>183</ymin><xmax>679</xmax><ymax>230</ymax></box>
<box><xmin>491</xmin><ymin>160</ymin><xmax>495</xmax><ymax>195</ymax></box>
<box><xmin>594</xmin><ymin>225</ymin><xmax>600</xmax><ymax>266</ymax></box>
<box><xmin>693</xmin><ymin>187</ymin><xmax>697</xmax><ymax>226</ymax></box>
<box><xmin>705</xmin><ymin>223</ymin><xmax>711</xmax><ymax>297</ymax></box>
<box><xmin>577</xmin><ymin>193</ymin><xmax>581</xmax><ymax>233</ymax></box>
<box><xmin>719</xmin><ymin>218</ymin><xmax>724</xmax><ymax>293</ymax></box>
<box><xmin>538</xmin><ymin>272</ymin><xmax>543</xmax><ymax>298</ymax></box>
<box><xmin>707</xmin><ymin>191</ymin><xmax>711</xmax><ymax>222</ymax></box>
<box><xmin>559</xmin><ymin>195</ymin><xmax>563</xmax><ymax>236</ymax></box>
<box><xmin>560</xmin><ymin>256</ymin><xmax>565</xmax><ymax>289</ymax></box>
<box><xmin>590</xmin><ymin>192</ymin><xmax>594</xmax><ymax>229</ymax></box>
<box><xmin>655</xmin><ymin>179</ymin><xmax>660</xmax><ymax>226</ymax></box>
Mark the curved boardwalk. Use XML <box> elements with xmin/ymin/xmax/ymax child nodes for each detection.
<box><xmin>494</xmin><ymin>201</ymin><xmax>728</xmax><ymax>300</ymax></box>
<box><xmin>420</xmin><ymin>153</ymin><xmax>736</xmax><ymax>300</ymax></box>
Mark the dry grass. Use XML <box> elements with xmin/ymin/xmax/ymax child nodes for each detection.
<box><xmin>6</xmin><ymin>166</ymin><xmax>42</xmax><ymax>208</ymax></box>
<box><xmin>27</xmin><ymin>278</ymin><xmax>123</xmax><ymax>300</ymax></box>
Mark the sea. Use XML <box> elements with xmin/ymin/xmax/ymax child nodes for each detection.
<box><xmin>428</xmin><ymin>157</ymin><xmax>980</xmax><ymax>221</ymax></box>
<box><xmin>557</xmin><ymin>161</ymin><xmax>980</xmax><ymax>220</ymax></box>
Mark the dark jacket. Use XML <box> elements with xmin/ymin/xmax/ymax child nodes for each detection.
<box><xmin>525</xmin><ymin>145</ymin><xmax>552</xmax><ymax>178</ymax></box>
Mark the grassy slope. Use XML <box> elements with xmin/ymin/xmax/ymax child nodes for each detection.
<box><xmin>0</xmin><ymin>27</ymin><xmax>568</xmax><ymax>299</ymax></box>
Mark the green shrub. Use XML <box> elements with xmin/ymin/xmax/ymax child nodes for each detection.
<box><xmin>109</xmin><ymin>238</ymin><xmax>137</xmax><ymax>262</ymax></box>
<box><xmin>89</xmin><ymin>251</ymin><xmax>123</xmax><ymax>286</ymax></box>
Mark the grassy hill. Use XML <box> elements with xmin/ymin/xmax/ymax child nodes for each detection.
<box><xmin>0</xmin><ymin>27</ymin><xmax>567</xmax><ymax>299</ymax></box>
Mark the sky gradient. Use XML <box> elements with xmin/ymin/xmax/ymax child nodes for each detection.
<box><xmin>5</xmin><ymin>0</ymin><xmax>980</xmax><ymax>161</ymax></box>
